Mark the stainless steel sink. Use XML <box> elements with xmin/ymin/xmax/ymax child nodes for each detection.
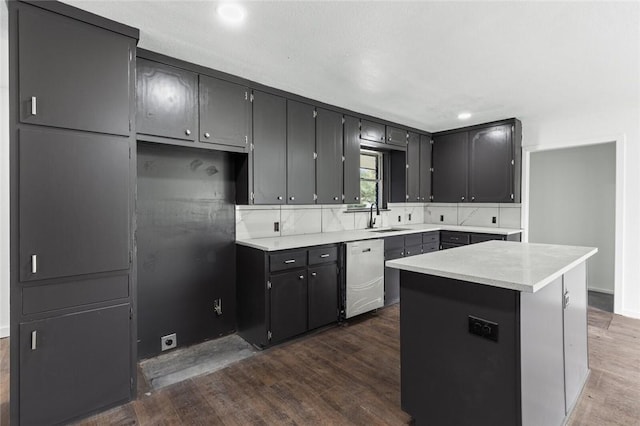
<box><xmin>368</xmin><ymin>228</ymin><xmax>406</xmax><ymax>233</ymax></box>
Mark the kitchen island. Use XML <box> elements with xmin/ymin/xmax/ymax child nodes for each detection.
<box><xmin>386</xmin><ymin>241</ymin><xmax>597</xmax><ymax>426</ymax></box>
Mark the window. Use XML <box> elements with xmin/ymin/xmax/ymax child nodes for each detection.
<box><xmin>359</xmin><ymin>149</ymin><xmax>383</xmax><ymax>207</ymax></box>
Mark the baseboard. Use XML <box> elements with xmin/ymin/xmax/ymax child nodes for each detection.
<box><xmin>0</xmin><ymin>325</ymin><xmax>9</xmax><ymax>338</ymax></box>
<box><xmin>587</xmin><ymin>286</ymin><xmax>614</xmax><ymax>295</ymax></box>
<box><xmin>620</xmin><ymin>309</ymin><xmax>640</xmax><ymax>320</ymax></box>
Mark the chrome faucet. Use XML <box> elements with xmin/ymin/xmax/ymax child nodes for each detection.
<box><xmin>368</xmin><ymin>202</ymin><xmax>380</xmax><ymax>228</ymax></box>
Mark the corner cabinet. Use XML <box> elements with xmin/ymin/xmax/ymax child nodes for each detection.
<box><xmin>10</xmin><ymin>2</ymin><xmax>138</xmax><ymax>425</ymax></box>
<box><xmin>237</xmin><ymin>244</ymin><xmax>341</xmax><ymax>348</ymax></box>
<box><xmin>432</xmin><ymin>119</ymin><xmax>522</xmax><ymax>203</ymax></box>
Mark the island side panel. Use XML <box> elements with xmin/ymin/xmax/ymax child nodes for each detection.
<box><xmin>399</xmin><ymin>271</ymin><xmax>521</xmax><ymax>426</ymax></box>
<box><xmin>562</xmin><ymin>261</ymin><xmax>589</xmax><ymax>414</ymax></box>
<box><xmin>520</xmin><ymin>276</ymin><xmax>565</xmax><ymax>426</ymax></box>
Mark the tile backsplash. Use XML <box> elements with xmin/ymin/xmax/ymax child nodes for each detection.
<box><xmin>236</xmin><ymin>202</ymin><xmax>522</xmax><ymax>239</ymax></box>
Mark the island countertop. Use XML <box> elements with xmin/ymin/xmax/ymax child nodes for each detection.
<box><xmin>385</xmin><ymin>240</ymin><xmax>597</xmax><ymax>293</ymax></box>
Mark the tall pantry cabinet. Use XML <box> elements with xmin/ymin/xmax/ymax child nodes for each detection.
<box><xmin>9</xmin><ymin>2</ymin><xmax>139</xmax><ymax>425</ymax></box>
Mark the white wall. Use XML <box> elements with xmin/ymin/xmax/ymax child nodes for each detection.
<box><xmin>522</xmin><ymin>105</ymin><xmax>640</xmax><ymax>318</ymax></box>
<box><xmin>529</xmin><ymin>143</ymin><xmax>615</xmax><ymax>293</ymax></box>
<box><xmin>0</xmin><ymin>0</ymin><xmax>10</xmax><ymax>338</ymax></box>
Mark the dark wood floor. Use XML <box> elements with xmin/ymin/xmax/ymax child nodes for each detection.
<box><xmin>0</xmin><ymin>305</ymin><xmax>638</xmax><ymax>425</ymax></box>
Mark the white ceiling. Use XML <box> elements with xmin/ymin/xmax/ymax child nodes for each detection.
<box><xmin>62</xmin><ymin>1</ymin><xmax>639</xmax><ymax>132</ymax></box>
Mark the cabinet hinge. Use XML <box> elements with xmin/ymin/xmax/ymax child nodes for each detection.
<box><xmin>405</xmin><ymin>194</ymin><xmax>409</xmax><ymax>200</ymax></box>
<box><xmin>313</xmin><ymin>110</ymin><xmax>318</xmax><ymax>118</ymax></box>
<box><xmin>313</xmin><ymin>152</ymin><xmax>318</xmax><ymax>160</ymax></box>
<box><xmin>250</xmin><ymin>143</ymin><xmax>255</xmax><ymax>151</ymax></box>
<box><xmin>250</xmin><ymin>93</ymin><xmax>254</xmax><ymax>102</ymax></box>
<box><xmin>341</xmin><ymin>117</ymin><xmax>345</xmax><ymax>124</ymax></box>
<box><xmin>267</xmin><ymin>331</ymin><xmax>272</xmax><ymax>341</ymax></box>
<box><xmin>511</xmin><ymin>125</ymin><xmax>515</xmax><ymax>132</ymax></box>
<box><xmin>341</xmin><ymin>194</ymin><xmax>345</xmax><ymax>200</ymax></box>
<box><xmin>129</xmin><ymin>307</ymin><xmax>133</xmax><ymax>320</ymax></box>
<box><xmin>406</xmin><ymin>164</ymin><xmax>409</xmax><ymax>169</ymax></box>
<box><xmin>430</xmin><ymin>139</ymin><xmax>434</xmax><ymax>145</ymax></box>
<box><xmin>430</xmin><ymin>195</ymin><xmax>434</xmax><ymax>201</ymax></box>
<box><xmin>511</xmin><ymin>193</ymin><xmax>515</xmax><ymax>200</ymax></box>
<box><xmin>250</xmin><ymin>192</ymin><xmax>255</xmax><ymax>201</ymax></box>
<box><xmin>430</xmin><ymin>167</ymin><xmax>434</xmax><ymax>172</ymax></box>
<box><xmin>511</xmin><ymin>159</ymin><xmax>515</xmax><ymax>166</ymax></box>
<box><xmin>245</xmin><ymin>91</ymin><xmax>248</xmax><ymax>101</ymax></box>
<box><xmin>313</xmin><ymin>194</ymin><xmax>318</xmax><ymax>201</ymax></box>
<box><xmin>267</xmin><ymin>280</ymin><xmax>271</xmax><ymax>289</ymax></box>
<box><xmin>245</xmin><ymin>135</ymin><xmax>248</xmax><ymax>144</ymax></box>
<box><xmin>342</xmin><ymin>156</ymin><xmax>345</xmax><ymax>162</ymax></box>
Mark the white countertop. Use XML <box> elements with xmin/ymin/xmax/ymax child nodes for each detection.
<box><xmin>235</xmin><ymin>224</ymin><xmax>522</xmax><ymax>252</ymax></box>
<box><xmin>386</xmin><ymin>241</ymin><xmax>597</xmax><ymax>293</ymax></box>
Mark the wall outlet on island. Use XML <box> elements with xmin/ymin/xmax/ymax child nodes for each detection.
<box><xmin>492</xmin><ymin>216</ymin><xmax>497</xmax><ymax>224</ymax></box>
<box><xmin>161</xmin><ymin>333</ymin><xmax>177</xmax><ymax>351</ymax></box>
<box><xmin>274</xmin><ymin>222</ymin><xmax>280</xmax><ymax>232</ymax></box>
<box><xmin>440</xmin><ymin>215</ymin><xmax>444</xmax><ymax>222</ymax></box>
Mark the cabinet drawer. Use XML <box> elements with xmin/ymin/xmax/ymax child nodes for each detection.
<box><xmin>385</xmin><ymin>248</ymin><xmax>405</xmax><ymax>261</ymax></box>
<box><xmin>470</xmin><ymin>233</ymin><xmax>505</xmax><ymax>244</ymax></box>
<box><xmin>308</xmin><ymin>246</ymin><xmax>338</xmax><ymax>265</ymax></box>
<box><xmin>422</xmin><ymin>232</ymin><xmax>439</xmax><ymax>243</ymax></box>
<box><xmin>440</xmin><ymin>231</ymin><xmax>470</xmax><ymax>245</ymax></box>
<box><xmin>404</xmin><ymin>244</ymin><xmax>422</xmax><ymax>257</ymax></box>
<box><xmin>384</xmin><ymin>235</ymin><xmax>404</xmax><ymax>251</ymax></box>
<box><xmin>404</xmin><ymin>233</ymin><xmax>422</xmax><ymax>247</ymax></box>
<box><xmin>440</xmin><ymin>242</ymin><xmax>465</xmax><ymax>250</ymax></box>
<box><xmin>422</xmin><ymin>242</ymin><xmax>439</xmax><ymax>253</ymax></box>
<box><xmin>270</xmin><ymin>250</ymin><xmax>307</xmax><ymax>272</ymax></box>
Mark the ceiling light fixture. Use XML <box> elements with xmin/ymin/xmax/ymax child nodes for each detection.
<box><xmin>217</xmin><ymin>3</ymin><xmax>246</xmax><ymax>24</ymax></box>
<box><xmin>457</xmin><ymin>112</ymin><xmax>472</xmax><ymax>120</ymax></box>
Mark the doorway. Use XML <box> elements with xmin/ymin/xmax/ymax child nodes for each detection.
<box><xmin>527</xmin><ymin>142</ymin><xmax>616</xmax><ymax>312</ymax></box>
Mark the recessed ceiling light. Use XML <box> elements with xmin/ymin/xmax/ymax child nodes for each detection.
<box><xmin>217</xmin><ymin>3</ymin><xmax>246</xmax><ymax>24</ymax></box>
<box><xmin>458</xmin><ymin>112</ymin><xmax>472</xmax><ymax>120</ymax></box>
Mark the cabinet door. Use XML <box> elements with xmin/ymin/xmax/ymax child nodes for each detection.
<box><xmin>19</xmin><ymin>304</ymin><xmax>131</xmax><ymax>425</ymax></box>
<box><xmin>387</xmin><ymin>126</ymin><xmax>407</xmax><ymax>147</ymax></box>
<box><xmin>286</xmin><ymin>100</ymin><xmax>316</xmax><ymax>204</ymax></box>
<box><xmin>563</xmin><ymin>262</ymin><xmax>589</xmax><ymax>413</ymax></box>
<box><xmin>468</xmin><ymin>124</ymin><xmax>513</xmax><ymax>202</ymax></box>
<box><xmin>316</xmin><ymin>108</ymin><xmax>344</xmax><ymax>204</ymax></box>
<box><xmin>18</xmin><ymin>5</ymin><xmax>132</xmax><ymax>135</ymax></box>
<box><xmin>136</xmin><ymin>59</ymin><xmax>197</xmax><ymax>141</ymax></box>
<box><xmin>406</xmin><ymin>132</ymin><xmax>420</xmax><ymax>202</ymax></box>
<box><xmin>270</xmin><ymin>270</ymin><xmax>308</xmax><ymax>343</ymax></box>
<box><xmin>19</xmin><ymin>128</ymin><xmax>130</xmax><ymax>281</ymax></box>
<box><xmin>343</xmin><ymin>116</ymin><xmax>361</xmax><ymax>204</ymax></box>
<box><xmin>419</xmin><ymin>135</ymin><xmax>432</xmax><ymax>202</ymax></box>
<box><xmin>199</xmin><ymin>75</ymin><xmax>250</xmax><ymax>148</ymax></box>
<box><xmin>308</xmin><ymin>264</ymin><xmax>338</xmax><ymax>329</ymax></box>
<box><xmin>360</xmin><ymin>120</ymin><xmax>386</xmax><ymax>143</ymax></box>
<box><xmin>432</xmin><ymin>132</ymin><xmax>468</xmax><ymax>202</ymax></box>
<box><xmin>252</xmin><ymin>91</ymin><xmax>286</xmax><ymax>204</ymax></box>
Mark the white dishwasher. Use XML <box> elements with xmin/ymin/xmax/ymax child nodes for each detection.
<box><xmin>345</xmin><ymin>239</ymin><xmax>385</xmax><ymax>319</ymax></box>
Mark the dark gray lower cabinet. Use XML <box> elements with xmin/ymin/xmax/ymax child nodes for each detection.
<box><xmin>308</xmin><ymin>264</ymin><xmax>339</xmax><ymax>330</ymax></box>
<box><xmin>270</xmin><ymin>270</ymin><xmax>308</xmax><ymax>343</ymax></box>
<box><xmin>19</xmin><ymin>304</ymin><xmax>131</xmax><ymax>426</ymax></box>
<box><xmin>237</xmin><ymin>244</ymin><xmax>340</xmax><ymax>348</ymax></box>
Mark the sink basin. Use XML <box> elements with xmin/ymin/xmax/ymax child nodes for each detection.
<box><xmin>368</xmin><ymin>228</ymin><xmax>406</xmax><ymax>233</ymax></box>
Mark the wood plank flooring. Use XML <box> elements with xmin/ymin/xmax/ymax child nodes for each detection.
<box><xmin>0</xmin><ymin>305</ymin><xmax>638</xmax><ymax>425</ymax></box>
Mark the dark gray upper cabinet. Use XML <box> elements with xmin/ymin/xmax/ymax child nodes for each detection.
<box><xmin>360</xmin><ymin>120</ymin><xmax>386</xmax><ymax>143</ymax></box>
<box><xmin>432</xmin><ymin>132</ymin><xmax>469</xmax><ymax>202</ymax></box>
<box><xmin>19</xmin><ymin>304</ymin><xmax>131</xmax><ymax>426</ymax></box>
<box><xmin>252</xmin><ymin>91</ymin><xmax>286</xmax><ymax>204</ymax></box>
<box><xmin>343</xmin><ymin>116</ymin><xmax>361</xmax><ymax>204</ymax></box>
<box><xmin>270</xmin><ymin>270</ymin><xmax>308</xmax><ymax>343</ymax></box>
<box><xmin>287</xmin><ymin>100</ymin><xmax>316</xmax><ymax>204</ymax></box>
<box><xmin>406</xmin><ymin>132</ymin><xmax>421</xmax><ymax>202</ymax></box>
<box><xmin>468</xmin><ymin>125</ymin><xmax>513</xmax><ymax>202</ymax></box>
<box><xmin>387</xmin><ymin>126</ymin><xmax>408</xmax><ymax>147</ymax></box>
<box><xmin>19</xmin><ymin>128</ymin><xmax>130</xmax><ymax>282</ymax></box>
<box><xmin>316</xmin><ymin>108</ymin><xmax>344</xmax><ymax>204</ymax></box>
<box><xmin>419</xmin><ymin>135</ymin><xmax>432</xmax><ymax>202</ymax></box>
<box><xmin>18</xmin><ymin>6</ymin><xmax>132</xmax><ymax>136</ymax></box>
<box><xmin>199</xmin><ymin>75</ymin><xmax>250</xmax><ymax>148</ymax></box>
<box><xmin>136</xmin><ymin>59</ymin><xmax>197</xmax><ymax>141</ymax></box>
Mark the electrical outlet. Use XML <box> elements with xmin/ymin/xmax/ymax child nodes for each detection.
<box><xmin>161</xmin><ymin>333</ymin><xmax>177</xmax><ymax>351</ymax></box>
<box><xmin>440</xmin><ymin>215</ymin><xmax>444</xmax><ymax>222</ymax></box>
<box><xmin>468</xmin><ymin>316</ymin><xmax>499</xmax><ymax>342</ymax></box>
<box><xmin>274</xmin><ymin>222</ymin><xmax>280</xmax><ymax>232</ymax></box>
<box><xmin>397</xmin><ymin>215</ymin><xmax>401</xmax><ymax>222</ymax></box>
<box><xmin>492</xmin><ymin>216</ymin><xmax>497</xmax><ymax>224</ymax></box>
<box><xmin>408</xmin><ymin>213</ymin><xmax>412</xmax><ymax>221</ymax></box>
